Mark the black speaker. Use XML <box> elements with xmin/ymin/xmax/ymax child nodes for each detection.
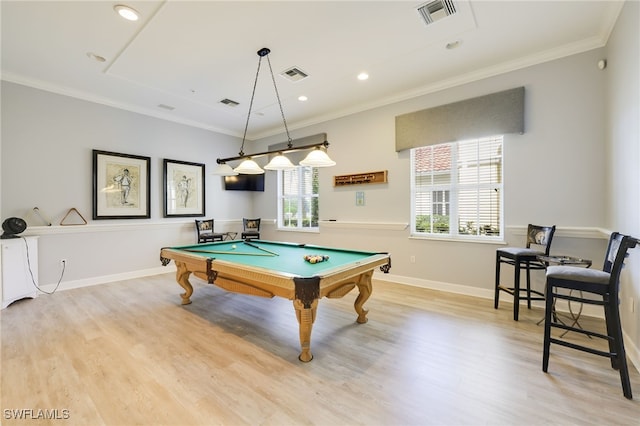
<box><xmin>1</xmin><ymin>217</ymin><xmax>27</xmax><ymax>239</ymax></box>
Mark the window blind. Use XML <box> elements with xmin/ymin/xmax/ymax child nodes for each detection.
<box><xmin>395</xmin><ymin>87</ymin><xmax>524</xmax><ymax>151</ymax></box>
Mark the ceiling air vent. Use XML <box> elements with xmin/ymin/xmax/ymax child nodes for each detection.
<box><xmin>220</xmin><ymin>98</ymin><xmax>239</xmax><ymax>107</ymax></box>
<box><xmin>417</xmin><ymin>0</ymin><xmax>457</xmax><ymax>25</ymax></box>
<box><xmin>280</xmin><ymin>67</ymin><xmax>309</xmax><ymax>82</ymax></box>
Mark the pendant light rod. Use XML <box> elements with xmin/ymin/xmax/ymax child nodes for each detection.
<box><xmin>237</xmin><ymin>48</ymin><xmax>267</xmax><ymax>157</ymax></box>
<box><xmin>213</xmin><ymin>47</ymin><xmax>335</xmax><ymax>174</ymax></box>
<box><xmin>263</xmin><ymin>48</ymin><xmax>293</xmax><ymax>149</ymax></box>
<box><xmin>217</xmin><ymin>141</ymin><xmax>330</xmax><ymax>164</ymax></box>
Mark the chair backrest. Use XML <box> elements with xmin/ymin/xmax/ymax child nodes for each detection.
<box><xmin>526</xmin><ymin>224</ymin><xmax>556</xmax><ymax>255</ymax></box>
<box><xmin>243</xmin><ymin>218</ymin><xmax>261</xmax><ymax>232</ymax></box>
<box><xmin>603</xmin><ymin>233</ymin><xmax>639</xmax><ymax>284</ymax></box>
<box><xmin>195</xmin><ymin>219</ymin><xmax>214</xmax><ymax>237</ymax></box>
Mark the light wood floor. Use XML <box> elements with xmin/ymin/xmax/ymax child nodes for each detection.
<box><xmin>2</xmin><ymin>273</ymin><xmax>639</xmax><ymax>425</ymax></box>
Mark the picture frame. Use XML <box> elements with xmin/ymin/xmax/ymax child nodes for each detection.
<box><xmin>163</xmin><ymin>159</ymin><xmax>205</xmax><ymax>217</ymax></box>
<box><xmin>92</xmin><ymin>150</ymin><xmax>151</xmax><ymax>219</ymax></box>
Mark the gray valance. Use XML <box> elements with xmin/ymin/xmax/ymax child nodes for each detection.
<box><xmin>395</xmin><ymin>87</ymin><xmax>525</xmax><ymax>151</ymax></box>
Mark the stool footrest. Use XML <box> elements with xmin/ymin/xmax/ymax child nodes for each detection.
<box><xmin>549</xmin><ymin>321</ymin><xmax>612</xmax><ymax>341</ymax></box>
<box><xmin>497</xmin><ymin>285</ymin><xmax>545</xmax><ymax>301</ymax></box>
<box><xmin>551</xmin><ymin>291</ymin><xmax>604</xmax><ymax>306</ymax></box>
<box><xmin>549</xmin><ymin>337</ymin><xmax>616</xmax><ymax>358</ymax></box>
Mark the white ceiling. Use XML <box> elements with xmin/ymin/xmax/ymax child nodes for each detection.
<box><xmin>1</xmin><ymin>1</ymin><xmax>623</xmax><ymax>140</ymax></box>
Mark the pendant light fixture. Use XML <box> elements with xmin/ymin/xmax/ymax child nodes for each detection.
<box><xmin>234</xmin><ymin>159</ymin><xmax>264</xmax><ymax>174</ymax></box>
<box><xmin>211</xmin><ymin>163</ymin><xmax>238</xmax><ymax>176</ymax></box>
<box><xmin>264</xmin><ymin>154</ymin><xmax>296</xmax><ymax>170</ymax></box>
<box><xmin>300</xmin><ymin>147</ymin><xmax>336</xmax><ymax>167</ymax></box>
<box><xmin>214</xmin><ymin>48</ymin><xmax>336</xmax><ymax>174</ymax></box>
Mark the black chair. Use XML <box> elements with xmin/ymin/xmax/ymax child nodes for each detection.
<box><xmin>195</xmin><ymin>219</ymin><xmax>224</xmax><ymax>243</ymax></box>
<box><xmin>543</xmin><ymin>232</ymin><xmax>638</xmax><ymax>399</ymax></box>
<box><xmin>495</xmin><ymin>224</ymin><xmax>556</xmax><ymax>320</ymax></box>
<box><xmin>241</xmin><ymin>218</ymin><xmax>261</xmax><ymax>240</ymax></box>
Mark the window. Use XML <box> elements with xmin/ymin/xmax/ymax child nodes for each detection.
<box><xmin>411</xmin><ymin>136</ymin><xmax>503</xmax><ymax>239</ymax></box>
<box><xmin>432</xmin><ymin>190</ymin><xmax>450</xmax><ymax>216</ymax></box>
<box><xmin>277</xmin><ymin>166</ymin><xmax>319</xmax><ymax>230</ymax></box>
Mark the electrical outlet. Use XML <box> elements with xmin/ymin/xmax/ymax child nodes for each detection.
<box><xmin>410</xmin><ymin>255</ymin><xmax>416</xmax><ymax>263</ymax></box>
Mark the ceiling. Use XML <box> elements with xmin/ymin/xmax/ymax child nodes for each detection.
<box><xmin>1</xmin><ymin>1</ymin><xmax>623</xmax><ymax>140</ymax></box>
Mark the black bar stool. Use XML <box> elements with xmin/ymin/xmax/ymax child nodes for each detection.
<box><xmin>494</xmin><ymin>224</ymin><xmax>556</xmax><ymax>320</ymax></box>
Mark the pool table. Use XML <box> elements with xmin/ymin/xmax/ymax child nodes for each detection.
<box><xmin>160</xmin><ymin>240</ymin><xmax>391</xmax><ymax>362</ymax></box>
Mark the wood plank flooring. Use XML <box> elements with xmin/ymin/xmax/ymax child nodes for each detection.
<box><xmin>2</xmin><ymin>273</ymin><xmax>639</xmax><ymax>425</ymax></box>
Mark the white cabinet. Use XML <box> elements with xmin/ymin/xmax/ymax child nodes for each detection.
<box><xmin>1</xmin><ymin>236</ymin><xmax>38</xmax><ymax>309</ymax></box>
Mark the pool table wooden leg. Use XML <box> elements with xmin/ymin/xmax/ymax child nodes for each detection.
<box><xmin>175</xmin><ymin>261</ymin><xmax>194</xmax><ymax>305</ymax></box>
<box><xmin>293</xmin><ymin>298</ymin><xmax>318</xmax><ymax>362</ymax></box>
<box><xmin>354</xmin><ymin>270</ymin><xmax>373</xmax><ymax>324</ymax></box>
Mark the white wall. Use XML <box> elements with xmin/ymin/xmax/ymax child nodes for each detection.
<box><xmin>604</xmin><ymin>0</ymin><xmax>640</xmax><ymax>364</ymax></box>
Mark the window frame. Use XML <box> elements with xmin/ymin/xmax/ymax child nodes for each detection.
<box><xmin>410</xmin><ymin>136</ymin><xmax>504</xmax><ymax>241</ymax></box>
<box><xmin>276</xmin><ymin>166</ymin><xmax>320</xmax><ymax>232</ymax></box>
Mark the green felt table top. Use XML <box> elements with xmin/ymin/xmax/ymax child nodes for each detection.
<box><xmin>168</xmin><ymin>240</ymin><xmax>384</xmax><ymax>277</ymax></box>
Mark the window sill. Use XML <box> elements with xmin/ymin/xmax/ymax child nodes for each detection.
<box><xmin>319</xmin><ymin>221</ymin><xmax>408</xmax><ymax>231</ymax></box>
<box><xmin>409</xmin><ymin>234</ymin><xmax>506</xmax><ymax>245</ymax></box>
<box><xmin>276</xmin><ymin>227</ymin><xmax>320</xmax><ymax>234</ymax></box>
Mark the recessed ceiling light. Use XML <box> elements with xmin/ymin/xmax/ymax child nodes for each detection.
<box><xmin>357</xmin><ymin>72</ymin><xmax>369</xmax><ymax>81</ymax></box>
<box><xmin>298</xmin><ymin>95</ymin><xmax>308</xmax><ymax>102</ymax></box>
<box><xmin>114</xmin><ymin>5</ymin><xmax>140</xmax><ymax>21</ymax></box>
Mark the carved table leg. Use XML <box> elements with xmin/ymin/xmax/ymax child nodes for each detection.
<box><xmin>354</xmin><ymin>270</ymin><xmax>373</xmax><ymax>323</ymax></box>
<box><xmin>175</xmin><ymin>261</ymin><xmax>194</xmax><ymax>305</ymax></box>
<box><xmin>293</xmin><ymin>298</ymin><xmax>318</xmax><ymax>362</ymax></box>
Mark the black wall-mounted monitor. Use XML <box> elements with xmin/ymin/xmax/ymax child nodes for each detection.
<box><xmin>224</xmin><ymin>174</ymin><xmax>265</xmax><ymax>192</ymax></box>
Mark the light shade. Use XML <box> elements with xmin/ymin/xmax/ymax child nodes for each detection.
<box><xmin>234</xmin><ymin>159</ymin><xmax>264</xmax><ymax>174</ymax></box>
<box><xmin>211</xmin><ymin>163</ymin><xmax>238</xmax><ymax>176</ymax></box>
<box><xmin>299</xmin><ymin>149</ymin><xmax>336</xmax><ymax>167</ymax></box>
<box><xmin>264</xmin><ymin>154</ymin><xmax>296</xmax><ymax>171</ymax></box>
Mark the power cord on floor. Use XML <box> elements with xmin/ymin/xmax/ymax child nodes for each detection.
<box><xmin>22</xmin><ymin>236</ymin><xmax>63</xmax><ymax>295</ymax></box>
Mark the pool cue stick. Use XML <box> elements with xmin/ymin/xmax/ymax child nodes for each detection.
<box><xmin>183</xmin><ymin>249</ymin><xmax>274</xmax><ymax>257</ymax></box>
<box><xmin>33</xmin><ymin>207</ymin><xmax>52</xmax><ymax>226</ymax></box>
<box><xmin>243</xmin><ymin>241</ymin><xmax>280</xmax><ymax>256</ymax></box>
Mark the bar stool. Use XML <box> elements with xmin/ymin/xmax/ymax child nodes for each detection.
<box><xmin>542</xmin><ymin>232</ymin><xmax>638</xmax><ymax>399</ymax></box>
<box><xmin>494</xmin><ymin>224</ymin><xmax>556</xmax><ymax>320</ymax></box>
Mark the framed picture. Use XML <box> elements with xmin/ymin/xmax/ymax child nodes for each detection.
<box><xmin>163</xmin><ymin>159</ymin><xmax>205</xmax><ymax>217</ymax></box>
<box><xmin>92</xmin><ymin>150</ymin><xmax>151</xmax><ymax>219</ymax></box>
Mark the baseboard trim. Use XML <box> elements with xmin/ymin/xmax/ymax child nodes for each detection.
<box><xmin>37</xmin><ymin>265</ymin><xmax>176</xmax><ymax>293</ymax></box>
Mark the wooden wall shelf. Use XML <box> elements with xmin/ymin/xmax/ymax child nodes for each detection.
<box><xmin>334</xmin><ymin>170</ymin><xmax>387</xmax><ymax>187</ymax></box>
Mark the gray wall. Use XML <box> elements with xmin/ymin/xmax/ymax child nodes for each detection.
<box><xmin>1</xmin><ymin>83</ymin><xmax>253</xmax><ymax>286</ymax></box>
<box><xmin>604</xmin><ymin>0</ymin><xmax>640</xmax><ymax>366</ymax></box>
<box><xmin>255</xmin><ymin>47</ymin><xmax>609</xmax><ymax>294</ymax></box>
<box><xmin>0</xmin><ymin>48</ymin><xmax>611</xmax><ymax>293</ymax></box>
